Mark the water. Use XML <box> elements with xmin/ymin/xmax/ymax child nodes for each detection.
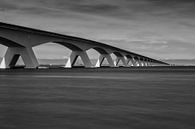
<box><xmin>0</xmin><ymin>67</ymin><xmax>195</xmax><ymax>129</ymax></box>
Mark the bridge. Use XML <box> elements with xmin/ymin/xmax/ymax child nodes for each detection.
<box><xmin>0</xmin><ymin>22</ymin><xmax>168</xmax><ymax>69</ymax></box>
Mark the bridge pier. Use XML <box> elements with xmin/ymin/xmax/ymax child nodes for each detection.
<box><xmin>133</xmin><ymin>57</ymin><xmax>140</xmax><ymax>67</ymax></box>
<box><xmin>129</xmin><ymin>57</ymin><xmax>137</xmax><ymax>66</ymax></box>
<box><xmin>65</xmin><ymin>51</ymin><xmax>92</xmax><ymax>68</ymax></box>
<box><xmin>146</xmin><ymin>59</ymin><xmax>150</xmax><ymax>66</ymax></box>
<box><xmin>126</xmin><ymin>58</ymin><xmax>131</xmax><ymax>66</ymax></box>
<box><xmin>145</xmin><ymin>59</ymin><xmax>149</xmax><ymax>66</ymax></box>
<box><xmin>141</xmin><ymin>58</ymin><xmax>147</xmax><ymax>67</ymax></box>
<box><xmin>0</xmin><ymin>47</ymin><xmax>39</xmax><ymax>69</ymax></box>
<box><xmin>95</xmin><ymin>54</ymin><xmax>115</xmax><ymax>67</ymax></box>
<box><xmin>143</xmin><ymin>59</ymin><xmax>147</xmax><ymax>66</ymax></box>
<box><xmin>114</xmin><ymin>56</ymin><xmax>128</xmax><ymax>67</ymax></box>
<box><xmin>139</xmin><ymin>58</ymin><xmax>144</xmax><ymax>66</ymax></box>
<box><xmin>138</xmin><ymin>57</ymin><xmax>144</xmax><ymax>67</ymax></box>
<box><xmin>140</xmin><ymin>58</ymin><xmax>146</xmax><ymax>66</ymax></box>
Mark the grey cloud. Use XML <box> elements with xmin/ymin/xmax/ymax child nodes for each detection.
<box><xmin>179</xmin><ymin>21</ymin><xmax>195</xmax><ymax>28</ymax></box>
<box><xmin>0</xmin><ymin>0</ymin><xmax>19</xmax><ymax>11</ymax></box>
<box><xmin>1</xmin><ymin>0</ymin><xmax>195</xmax><ymax>20</ymax></box>
<box><xmin>69</xmin><ymin>4</ymin><xmax>119</xmax><ymax>14</ymax></box>
<box><xmin>0</xmin><ymin>0</ymin><xmax>195</xmax><ymax>59</ymax></box>
<box><xmin>100</xmin><ymin>38</ymin><xmax>195</xmax><ymax>55</ymax></box>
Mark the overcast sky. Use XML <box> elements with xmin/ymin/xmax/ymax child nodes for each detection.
<box><xmin>0</xmin><ymin>0</ymin><xmax>195</xmax><ymax>59</ymax></box>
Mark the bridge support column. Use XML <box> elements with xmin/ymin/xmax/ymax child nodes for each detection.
<box><xmin>146</xmin><ymin>60</ymin><xmax>150</xmax><ymax>66</ymax></box>
<box><xmin>142</xmin><ymin>59</ymin><xmax>146</xmax><ymax>66</ymax></box>
<box><xmin>147</xmin><ymin>61</ymin><xmax>151</xmax><ymax>66</ymax></box>
<box><xmin>95</xmin><ymin>54</ymin><xmax>115</xmax><ymax>67</ymax></box>
<box><xmin>114</xmin><ymin>56</ymin><xmax>128</xmax><ymax>67</ymax></box>
<box><xmin>129</xmin><ymin>57</ymin><xmax>137</xmax><ymax>66</ymax></box>
<box><xmin>126</xmin><ymin>58</ymin><xmax>131</xmax><ymax>66</ymax></box>
<box><xmin>142</xmin><ymin>60</ymin><xmax>146</xmax><ymax>66</ymax></box>
<box><xmin>141</xmin><ymin>58</ymin><xmax>146</xmax><ymax>66</ymax></box>
<box><xmin>144</xmin><ymin>59</ymin><xmax>149</xmax><ymax>66</ymax></box>
<box><xmin>147</xmin><ymin>61</ymin><xmax>150</xmax><ymax>66</ymax></box>
<box><xmin>137</xmin><ymin>57</ymin><xmax>142</xmax><ymax>67</ymax></box>
<box><xmin>65</xmin><ymin>51</ymin><xmax>92</xmax><ymax>68</ymax></box>
<box><xmin>133</xmin><ymin>58</ymin><xmax>139</xmax><ymax>67</ymax></box>
<box><xmin>0</xmin><ymin>47</ymin><xmax>39</xmax><ymax>69</ymax></box>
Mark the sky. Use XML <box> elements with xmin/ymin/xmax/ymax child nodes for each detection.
<box><xmin>0</xmin><ymin>0</ymin><xmax>195</xmax><ymax>59</ymax></box>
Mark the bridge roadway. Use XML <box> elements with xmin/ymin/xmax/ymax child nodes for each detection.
<box><xmin>0</xmin><ymin>22</ymin><xmax>168</xmax><ymax>69</ymax></box>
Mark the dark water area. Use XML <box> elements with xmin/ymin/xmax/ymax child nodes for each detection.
<box><xmin>0</xmin><ymin>67</ymin><xmax>195</xmax><ymax>129</ymax></box>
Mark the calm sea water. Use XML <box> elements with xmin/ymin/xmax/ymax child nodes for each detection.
<box><xmin>0</xmin><ymin>67</ymin><xmax>195</xmax><ymax>129</ymax></box>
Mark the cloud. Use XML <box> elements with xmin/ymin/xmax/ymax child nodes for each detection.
<box><xmin>0</xmin><ymin>0</ymin><xmax>195</xmax><ymax>59</ymax></box>
<box><xmin>179</xmin><ymin>21</ymin><xmax>195</xmax><ymax>28</ymax></box>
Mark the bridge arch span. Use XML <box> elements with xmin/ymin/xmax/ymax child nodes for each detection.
<box><xmin>0</xmin><ymin>36</ymin><xmax>24</xmax><ymax>48</ymax></box>
<box><xmin>110</xmin><ymin>52</ymin><xmax>127</xmax><ymax>67</ymax></box>
<box><xmin>85</xmin><ymin>47</ymin><xmax>110</xmax><ymax>67</ymax></box>
<box><xmin>86</xmin><ymin>47</ymin><xmax>118</xmax><ymax>67</ymax></box>
<box><xmin>92</xmin><ymin>47</ymin><xmax>108</xmax><ymax>55</ymax></box>
<box><xmin>53</xmin><ymin>41</ymin><xmax>83</xmax><ymax>51</ymax></box>
<box><xmin>112</xmin><ymin>51</ymin><xmax>123</xmax><ymax>57</ymax></box>
<box><xmin>33</xmin><ymin>42</ymin><xmax>91</xmax><ymax>67</ymax></box>
<box><xmin>33</xmin><ymin>42</ymin><xmax>71</xmax><ymax>65</ymax></box>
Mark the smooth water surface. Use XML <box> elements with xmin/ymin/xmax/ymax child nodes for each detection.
<box><xmin>0</xmin><ymin>67</ymin><xmax>195</xmax><ymax>129</ymax></box>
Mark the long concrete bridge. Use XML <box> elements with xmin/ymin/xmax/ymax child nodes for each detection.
<box><xmin>0</xmin><ymin>22</ymin><xmax>168</xmax><ymax>69</ymax></box>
